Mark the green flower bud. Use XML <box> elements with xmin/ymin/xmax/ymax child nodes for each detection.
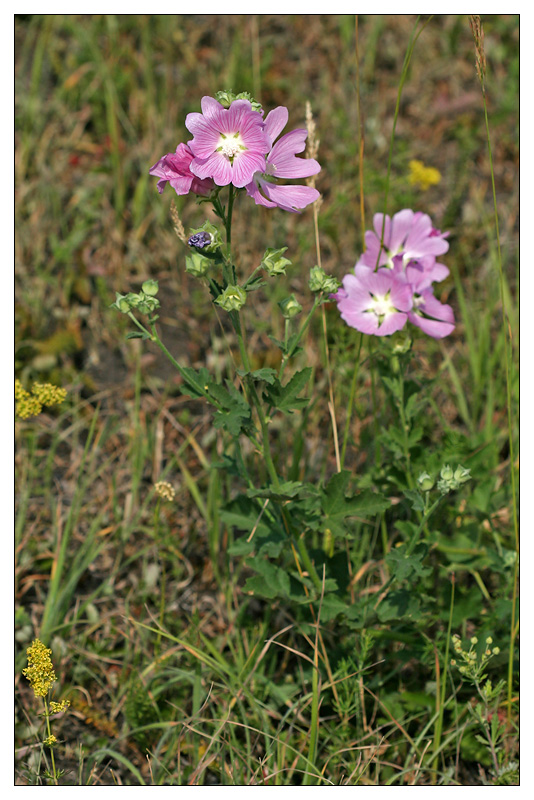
<box><xmin>441</xmin><ymin>464</ymin><xmax>454</xmax><ymax>481</ymax></box>
<box><xmin>142</xmin><ymin>279</ymin><xmax>159</xmax><ymax>297</ymax></box>
<box><xmin>492</xmin><ymin>647</ymin><xmax>500</xmax><ymax>655</ymax></box>
<box><xmin>485</xmin><ymin>637</ymin><xmax>493</xmax><ymax>645</ymax></box>
<box><xmin>417</xmin><ymin>472</ymin><xmax>434</xmax><ymax>492</ymax></box>
<box><xmin>261</xmin><ymin>247</ymin><xmax>292</xmax><ymax>277</ymax></box>
<box><xmin>278</xmin><ymin>294</ymin><xmax>303</xmax><ymax>319</ymax></box>
<box><xmin>186</xmin><ymin>252</ymin><xmax>212</xmax><ymax>278</ymax></box>
<box><xmin>308</xmin><ymin>265</ymin><xmax>340</xmax><ymax>294</ymax></box>
<box><xmin>454</xmin><ymin>465</ymin><xmax>471</xmax><ymax>484</ymax></box>
<box><xmin>214</xmin><ymin>90</ymin><xmax>237</xmax><ymax>108</ymax></box>
<box><xmin>392</xmin><ymin>336</ymin><xmax>412</xmax><ymax>354</ymax></box>
<box><xmin>234</xmin><ymin>91</ymin><xmax>263</xmax><ymax>114</ymax></box>
<box><xmin>470</xmin><ymin>636</ymin><xmax>478</xmax><ymax>645</ymax></box>
<box><xmin>187</xmin><ymin>220</ymin><xmax>222</xmax><ymax>253</ymax></box>
<box><xmin>112</xmin><ymin>293</ymin><xmax>132</xmax><ymax>314</ymax></box>
<box><xmin>215</xmin><ymin>285</ymin><xmax>247</xmax><ymax>312</ymax></box>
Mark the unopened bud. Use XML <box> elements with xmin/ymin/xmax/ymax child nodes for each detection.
<box><xmin>278</xmin><ymin>294</ymin><xmax>303</xmax><ymax>319</ymax></box>
<box><xmin>215</xmin><ymin>285</ymin><xmax>247</xmax><ymax>312</ymax></box>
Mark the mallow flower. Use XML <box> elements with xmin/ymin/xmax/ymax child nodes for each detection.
<box><xmin>149</xmin><ymin>142</ymin><xmax>214</xmax><ymax>197</ymax></box>
<box><xmin>362</xmin><ymin>209</ymin><xmax>449</xmax><ymax>269</ymax></box>
<box><xmin>333</xmin><ymin>269</ymin><xmax>413</xmax><ymax>336</ymax></box>
<box><xmin>245</xmin><ymin>106</ymin><xmax>321</xmax><ymax>213</ymax></box>
<box><xmin>185</xmin><ymin>96</ymin><xmax>271</xmax><ymax>188</ymax></box>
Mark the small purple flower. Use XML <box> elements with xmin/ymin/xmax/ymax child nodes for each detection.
<box><xmin>188</xmin><ymin>231</ymin><xmax>212</xmax><ymax>249</ymax></box>
<box><xmin>245</xmin><ymin>106</ymin><xmax>321</xmax><ymax>213</ymax></box>
<box><xmin>333</xmin><ymin>269</ymin><xmax>413</xmax><ymax>336</ymax></box>
<box><xmin>362</xmin><ymin>209</ymin><xmax>449</xmax><ymax>269</ymax></box>
<box><xmin>186</xmin><ymin>96</ymin><xmax>271</xmax><ymax>188</ymax></box>
<box><xmin>149</xmin><ymin>142</ymin><xmax>214</xmax><ymax>197</ymax></box>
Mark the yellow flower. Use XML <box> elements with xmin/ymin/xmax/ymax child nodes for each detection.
<box><xmin>22</xmin><ymin>639</ymin><xmax>57</xmax><ymax>698</ymax></box>
<box><xmin>43</xmin><ymin>734</ymin><xmax>57</xmax><ymax>747</ymax></box>
<box><xmin>49</xmin><ymin>699</ymin><xmax>70</xmax><ymax>714</ymax></box>
<box><xmin>154</xmin><ymin>481</ymin><xmax>176</xmax><ymax>502</ymax></box>
<box><xmin>408</xmin><ymin>159</ymin><xmax>441</xmax><ymax>191</ymax></box>
<box><xmin>31</xmin><ymin>383</ymin><xmax>67</xmax><ymax>407</ymax></box>
<box><xmin>15</xmin><ymin>381</ymin><xmax>67</xmax><ymax>419</ymax></box>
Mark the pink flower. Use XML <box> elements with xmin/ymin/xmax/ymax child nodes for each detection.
<box><xmin>245</xmin><ymin>106</ymin><xmax>321</xmax><ymax>213</ymax></box>
<box><xmin>362</xmin><ymin>209</ymin><xmax>449</xmax><ymax>270</ymax></box>
<box><xmin>408</xmin><ymin>288</ymin><xmax>455</xmax><ymax>339</ymax></box>
<box><xmin>149</xmin><ymin>142</ymin><xmax>214</xmax><ymax>197</ymax></box>
<box><xmin>185</xmin><ymin>96</ymin><xmax>271</xmax><ymax>188</ymax></box>
<box><xmin>333</xmin><ymin>269</ymin><xmax>413</xmax><ymax>336</ymax></box>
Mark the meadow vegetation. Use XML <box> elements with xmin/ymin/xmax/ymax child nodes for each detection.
<box><xmin>15</xmin><ymin>14</ymin><xmax>518</xmax><ymax>785</ymax></box>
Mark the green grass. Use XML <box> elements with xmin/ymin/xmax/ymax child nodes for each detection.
<box><xmin>15</xmin><ymin>14</ymin><xmax>518</xmax><ymax>786</ymax></box>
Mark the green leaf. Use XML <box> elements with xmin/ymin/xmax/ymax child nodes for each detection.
<box><xmin>244</xmin><ymin>557</ymin><xmax>290</xmax><ymax>599</ymax></box>
<box><xmin>376</xmin><ymin>589</ymin><xmax>421</xmax><ymax>622</ymax></box>
<box><xmin>386</xmin><ymin>543</ymin><xmax>431</xmax><ymax>581</ymax></box>
<box><xmin>247</xmin><ymin>481</ymin><xmax>316</xmax><ymax>501</ymax></box>
<box><xmin>125</xmin><ymin>331</ymin><xmax>150</xmax><ymax>340</ymax></box>
<box><xmin>263</xmin><ymin>368</ymin><xmax>312</xmax><ymax>413</ymax></box>
<box><xmin>403</xmin><ymin>489</ymin><xmax>425</xmax><ymax>512</ymax></box>
<box><xmin>179</xmin><ymin>366</ymin><xmax>211</xmax><ymax>399</ymax></box>
<box><xmin>320</xmin><ymin>471</ymin><xmax>390</xmax><ymax>537</ymax></box>
<box><xmin>207</xmin><ymin>380</ymin><xmax>251</xmax><ymax>436</ymax></box>
<box><xmin>236</xmin><ymin>367</ymin><xmax>277</xmax><ymax>384</ymax></box>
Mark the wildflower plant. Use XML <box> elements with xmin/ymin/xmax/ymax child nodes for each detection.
<box><xmin>111</xmin><ymin>89</ymin><xmax>474</xmax><ymax>638</ymax></box>
<box><xmin>22</xmin><ymin>640</ymin><xmax>70</xmax><ymax>784</ymax></box>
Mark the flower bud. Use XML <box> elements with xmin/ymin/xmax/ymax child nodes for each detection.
<box><xmin>142</xmin><ymin>279</ymin><xmax>159</xmax><ymax>297</ymax></box>
<box><xmin>278</xmin><ymin>294</ymin><xmax>303</xmax><ymax>319</ymax></box>
<box><xmin>417</xmin><ymin>472</ymin><xmax>434</xmax><ymax>492</ymax></box>
<box><xmin>441</xmin><ymin>464</ymin><xmax>454</xmax><ymax>481</ymax></box>
<box><xmin>454</xmin><ymin>465</ymin><xmax>471</xmax><ymax>484</ymax></box>
<box><xmin>186</xmin><ymin>251</ymin><xmax>211</xmax><ymax>278</ymax></box>
<box><xmin>261</xmin><ymin>247</ymin><xmax>292</xmax><ymax>277</ymax></box>
<box><xmin>187</xmin><ymin>221</ymin><xmax>221</xmax><ymax>253</ymax></box>
<box><xmin>215</xmin><ymin>285</ymin><xmax>247</xmax><ymax>312</ymax></box>
<box><xmin>308</xmin><ymin>265</ymin><xmax>340</xmax><ymax>294</ymax></box>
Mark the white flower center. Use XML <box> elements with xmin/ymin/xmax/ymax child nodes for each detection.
<box><xmin>218</xmin><ymin>132</ymin><xmax>246</xmax><ymax>159</ymax></box>
<box><xmin>369</xmin><ymin>292</ymin><xmax>396</xmax><ymax>318</ymax></box>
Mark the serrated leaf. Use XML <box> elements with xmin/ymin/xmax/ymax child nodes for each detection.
<box><xmin>236</xmin><ymin>367</ymin><xmax>277</xmax><ymax>385</ymax></box>
<box><xmin>179</xmin><ymin>366</ymin><xmax>211</xmax><ymax>399</ymax></box>
<box><xmin>320</xmin><ymin>471</ymin><xmax>390</xmax><ymax>537</ymax></box>
<box><xmin>263</xmin><ymin>368</ymin><xmax>312</xmax><ymax>413</ymax></box>
<box><xmin>376</xmin><ymin>589</ymin><xmax>421</xmax><ymax>622</ymax></box>
<box><xmin>246</xmin><ymin>481</ymin><xmax>315</xmax><ymax>501</ymax></box>
<box><xmin>207</xmin><ymin>380</ymin><xmax>251</xmax><ymax>436</ymax></box>
<box><xmin>403</xmin><ymin>489</ymin><xmax>425</xmax><ymax>512</ymax></box>
<box><xmin>386</xmin><ymin>543</ymin><xmax>431</xmax><ymax>581</ymax></box>
<box><xmin>318</xmin><ymin>594</ymin><xmax>349</xmax><ymax>622</ymax></box>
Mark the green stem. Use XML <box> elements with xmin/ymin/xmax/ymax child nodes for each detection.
<box><xmin>278</xmin><ymin>297</ymin><xmax>321</xmax><ymax>380</ymax></box>
<box><xmin>341</xmin><ymin>332</ymin><xmax>363</xmax><ymax>468</ymax></box>
<box><xmin>43</xmin><ymin>697</ymin><xmax>58</xmax><ymax>784</ymax></box>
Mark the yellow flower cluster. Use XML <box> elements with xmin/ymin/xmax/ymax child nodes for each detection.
<box><xmin>15</xmin><ymin>380</ymin><xmax>67</xmax><ymax>420</ymax></box>
<box><xmin>408</xmin><ymin>159</ymin><xmax>441</xmax><ymax>191</ymax></box>
<box><xmin>49</xmin><ymin>699</ymin><xmax>70</xmax><ymax>714</ymax></box>
<box><xmin>43</xmin><ymin>734</ymin><xmax>57</xmax><ymax>747</ymax></box>
<box><xmin>154</xmin><ymin>481</ymin><xmax>176</xmax><ymax>502</ymax></box>
<box><xmin>22</xmin><ymin>639</ymin><xmax>57</xmax><ymax>698</ymax></box>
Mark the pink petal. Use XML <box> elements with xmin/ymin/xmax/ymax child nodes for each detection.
<box><xmin>245</xmin><ymin>179</ymin><xmax>277</xmax><ymax>208</ymax></box>
<box><xmin>231</xmin><ymin>151</ymin><xmax>268</xmax><ymax>188</ymax></box>
<box><xmin>263</xmin><ymin>106</ymin><xmax>289</xmax><ymax>142</ymax></box>
<box><xmin>260</xmin><ymin>182</ymin><xmax>320</xmax><ymax>212</ymax></box>
<box><xmin>191</xmin><ymin>152</ymin><xmax>233</xmax><ymax>186</ymax></box>
<box><xmin>201</xmin><ymin>96</ymin><xmax>224</xmax><ymax>117</ymax></box>
<box><xmin>268</xmin><ymin>129</ymin><xmax>321</xmax><ymax>178</ymax></box>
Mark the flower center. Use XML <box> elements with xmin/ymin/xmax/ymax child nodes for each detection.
<box><xmin>217</xmin><ymin>132</ymin><xmax>246</xmax><ymax>161</ymax></box>
<box><xmin>368</xmin><ymin>292</ymin><xmax>396</xmax><ymax>319</ymax></box>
